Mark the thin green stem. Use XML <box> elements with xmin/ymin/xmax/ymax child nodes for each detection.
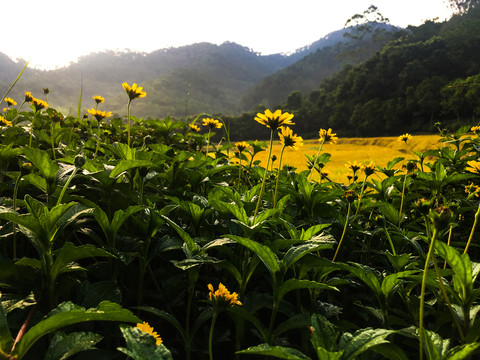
<box><xmin>94</xmin><ymin>120</ymin><xmax>102</xmax><ymax>158</ymax></box>
<box><xmin>464</xmin><ymin>201</ymin><xmax>480</xmax><ymax>254</ymax></box>
<box><xmin>332</xmin><ymin>202</ymin><xmax>351</xmax><ymax>262</ymax></box>
<box><xmin>432</xmin><ymin>255</ymin><xmax>465</xmax><ymax>341</ymax></box>
<box><xmin>383</xmin><ymin>226</ymin><xmax>397</xmax><ymax>255</ymax></box>
<box><xmin>206</xmin><ymin>129</ymin><xmax>211</xmax><ymax>155</ymax></box>
<box><xmin>29</xmin><ymin>113</ymin><xmax>36</xmax><ymax>147</ymax></box>
<box><xmin>398</xmin><ymin>172</ymin><xmax>408</xmax><ymax>228</ymax></box>
<box><xmin>208</xmin><ymin>311</ymin><xmax>218</xmax><ymax>360</ymax></box>
<box><xmin>12</xmin><ymin>173</ymin><xmax>22</xmax><ymax>259</ymax></box>
<box><xmin>308</xmin><ymin>139</ymin><xmax>325</xmax><ymax>181</ymax></box>
<box><xmin>253</xmin><ymin>131</ymin><xmax>274</xmax><ymax>219</ymax></box>
<box><xmin>56</xmin><ymin>168</ymin><xmax>79</xmax><ymax>206</ymax></box>
<box><xmin>419</xmin><ymin>227</ymin><xmax>438</xmax><ymax>360</ymax></box>
<box><xmin>127</xmin><ymin>100</ymin><xmax>132</xmax><ymax>147</ymax></box>
<box><xmin>353</xmin><ymin>177</ymin><xmax>367</xmax><ymax>220</ymax></box>
<box><xmin>50</xmin><ymin>121</ymin><xmax>56</xmax><ymax>160</ymax></box>
<box><xmin>273</xmin><ymin>145</ymin><xmax>286</xmax><ymax>208</ymax></box>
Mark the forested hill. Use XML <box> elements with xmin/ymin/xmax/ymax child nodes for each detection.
<box><xmin>240</xmin><ymin>23</ymin><xmax>399</xmax><ymax>109</ymax></box>
<box><xmin>277</xmin><ymin>7</ymin><xmax>480</xmax><ymax>138</ymax></box>
<box><xmin>0</xmin><ymin>23</ymin><xmax>397</xmax><ymax>119</ymax></box>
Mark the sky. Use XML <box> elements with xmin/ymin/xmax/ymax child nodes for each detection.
<box><xmin>4</xmin><ymin>0</ymin><xmax>455</xmax><ymax>70</ymax></box>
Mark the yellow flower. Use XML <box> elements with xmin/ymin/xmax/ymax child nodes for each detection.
<box><xmin>122</xmin><ymin>82</ymin><xmax>146</xmax><ymax>100</ymax></box>
<box><xmin>31</xmin><ymin>97</ymin><xmax>48</xmax><ymax>112</ymax></box>
<box><xmin>362</xmin><ymin>161</ymin><xmax>376</xmax><ymax>176</ymax></box>
<box><xmin>88</xmin><ymin>108</ymin><xmax>113</xmax><ymax>121</ymax></box>
<box><xmin>471</xmin><ymin>126</ymin><xmax>480</xmax><ymax>134</ymax></box>
<box><xmin>319</xmin><ymin>128</ymin><xmax>338</xmax><ymax>144</ymax></box>
<box><xmin>254</xmin><ymin>109</ymin><xmax>294</xmax><ymax>132</ymax></box>
<box><xmin>235</xmin><ymin>141</ymin><xmax>249</xmax><ymax>153</ymax></box>
<box><xmin>5</xmin><ymin>97</ymin><xmax>16</xmax><ymax>107</ymax></box>
<box><xmin>136</xmin><ymin>322</ymin><xmax>162</xmax><ymax>346</ymax></box>
<box><xmin>345</xmin><ymin>161</ymin><xmax>361</xmax><ymax>174</ymax></box>
<box><xmin>465</xmin><ymin>182</ymin><xmax>480</xmax><ymax>197</ymax></box>
<box><xmin>189</xmin><ymin>124</ymin><xmax>200</xmax><ymax>132</ymax></box>
<box><xmin>208</xmin><ymin>283</ymin><xmax>242</xmax><ymax>307</ymax></box>
<box><xmin>398</xmin><ymin>133</ymin><xmax>412</xmax><ymax>144</ymax></box>
<box><xmin>202</xmin><ymin>118</ymin><xmax>222</xmax><ymax>129</ymax></box>
<box><xmin>93</xmin><ymin>95</ymin><xmax>105</xmax><ymax>104</ymax></box>
<box><xmin>0</xmin><ymin>116</ymin><xmax>12</xmax><ymax>127</ymax></box>
<box><xmin>279</xmin><ymin>126</ymin><xmax>303</xmax><ymax>150</ymax></box>
<box><xmin>466</xmin><ymin>160</ymin><xmax>480</xmax><ymax>174</ymax></box>
<box><xmin>24</xmin><ymin>91</ymin><xmax>34</xmax><ymax>103</ymax></box>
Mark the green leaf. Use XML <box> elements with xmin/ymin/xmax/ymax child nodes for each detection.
<box><xmin>273</xmin><ymin>313</ymin><xmax>310</xmax><ymax>339</ymax></box>
<box><xmin>227</xmin><ymin>235</ymin><xmax>280</xmax><ymax>276</ymax></box>
<box><xmin>22</xmin><ymin>147</ymin><xmax>59</xmax><ymax>183</ymax></box>
<box><xmin>423</xmin><ymin>329</ymin><xmax>446</xmax><ymax>360</ymax></box>
<box><xmin>310</xmin><ymin>314</ymin><xmax>338</xmax><ymax>353</ymax></box>
<box><xmin>0</xmin><ymin>301</ymin><xmax>13</xmax><ymax>357</ymax></box>
<box><xmin>279</xmin><ymin>279</ymin><xmax>338</xmax><ymax>300</ymax></box>
<box><xmin>44</xmin><ymin>331</ymin><xmax>103</xmax><ymax>360</ymax></box>
<box><xmin>51</xmin><ymin>242</ymin><xmax>113</xmax><ymax>281</ymax></box>
<box><xmin>434</xmin><ymin>241</ymin><xmax>473</xmax><ymax>304</ymax></box>
<box><xmin>161</xmin><ymin>215</ymin><xmax>199</xmax><ymax>256</ymax></box>
<box><xmin>109</xmin><ymin>159</ymin><xmax>157</xmax><ymax>178</ymax></box>
<box><xmin>377</xmin><ymin>203</ymin><xmax>399</xmax><ymax>225</ymax></box>
<box><xmin>133</xmin><ymin>306</ymin><xmax>185</xmax><ymax>343</ymax></box>
<box><xmin>283</xmin><ymin>241</ymin><xmax>334</xmax><ymax>270</ymax></box>
<box><xmin>236</xmin><ymin>343</ymin><xmax>311</xmax><ymax>359</ymax></box>
<box><xmin>445</xmin><ymin>342</ymin><xmax>480</xmax><ymax>359</ymax></box>
<box><xmin>227</xmin><ymin>306</ymin><xmax>268</xmax><ymax>341</ymax></box>
<box><xmin>368</xmin><ymin>343</ymin><xmax>409</xmax><ymax>360</ymax></box>
<box><xmin>340</xmin><ymin>328</ymin><xmax>396</xmax><ymax>360</ymax></box>
<box><xmin>12</xmin><ymin>301</ymin><xmax>141</xmax><ymax>358</ymax></box>
<box><xmin>118</xmin><ymin>325</ymin><xmax>173</xmax><ymax>360</ymax></box>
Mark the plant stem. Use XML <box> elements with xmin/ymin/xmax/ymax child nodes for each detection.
<box><xmin>56</xmin><ymin>167</ymin><xmax>79</xmax><ymax>206</ymax></box>
<box><xmin>432</xmin><ymin>255</ymin><xmax>465</xmax><ymax>341</ymax></box>
<box><xmin>464</xmin><ymin>201</ymin><xmax>480</xmax><ymax>254</ymax></box>
<box><xmin>127</xmin><ymin>99</ymin><xmax>132</xmax><ymax>147</ymax></box>
<box><xmin>398</xmin><ymin>172</ymin><xmax>408</xmax><ymax>228</ymax></box>
<box><xmin>332</xmin><ymin>202</ymin><xmax>351</xmax><ymax>262</ymax></box>
<box><xmin>383</xmin><ymin>226</ymin><xmax>397</xmax><ymax>255</ymax></box>
<box><xmin>12</xmin><ymin>173</ymin><xmax>22</xmax><ymax>259</ymax></box>
<box><xmin>353</xmin><ymin>177</ymin><xmax>367</xmax><ymax>220</ymax></box>
<box><xmin>308</xmin><ymin>139</ymin><xmax>325</xmax><ymax>181</ymax></box>
<box><xmin>419</xmin><ymin>227</ymin><xmax>438</xmax><ymax>360</ymax></box>
<box><xmin>273</xmin><ymin>145</ymin><xmax>286</xmax><ymax>208</ymax></box>
<box><xmin>208</xmin><ymin>311</ymin><xmax>218</xmax><ymax>360</ymax></box>
<box><xmin>253</xmin><ymin>130</ymin><xmax>274</xmax><ymax>219</ymax></box>
<box><xmin>50</xmin><ymin>121</ymin><xmax>56</xmax><ymax>160</ymax></box>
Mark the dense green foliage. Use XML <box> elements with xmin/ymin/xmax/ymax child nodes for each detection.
<box><xmin>278</xmin><ymin>8</ymin><xmax>480</xmax><ymax>137</ymax></box>
<box><xmin>1</xmin><ymin>90</ymin><xmax>480</xmax><ymax>359</ymax></box>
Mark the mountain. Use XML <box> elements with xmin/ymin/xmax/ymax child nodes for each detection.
<box><xmin>280</xmin><ymin>7</ymin><xmax>480</xmax><ymax>137</ymax></box>
<box><xmin>0</xmin><ymin>24</ymin><xmax>398</xmax><ymax>119</ymax></box>
<box><xmin>240</xmin><ymin>23</ymin><xmax>400</xmax><ymax>109</ymax></box>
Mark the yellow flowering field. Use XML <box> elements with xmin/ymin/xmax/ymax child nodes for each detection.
<box><xmin>254</xmin><ymin>134</ymin><xmax>442</xmax><ymax>183</ymax></box>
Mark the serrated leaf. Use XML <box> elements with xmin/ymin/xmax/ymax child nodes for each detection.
<box><xmin>236</xmin><ymin>343</ymin><xmax>311</xmax><ymax>359</ymax></box>
<box><xmin>278</xmin><ymin>279</ymin><xmax>338</xmax><ymax>301</ymax></box>
<box><xmin>340</xmin><ymin>328</ymin><xmax>396</xmax><ymax>360</ymax></box>
<box><xmin>109</xmin><ymin>160</ymin><xmax>157</xmax><ymax>178</ymax></box>
<box><xmin>51</xmin><ymin>242</ymin><xmax>113</xmax><ymax>280</ymax></box>
<box><xmin>118</xmin><ymin>325</ymin><xmax>173</xmax><ymax>360</ymax></box>
<box><xmin>226</xmin><ymin>235</ymin><xmax>280</xmax><ymax>276</ymax></box>
<box><xmin>12</xmin><ymin>301</ymin><xmax>141</xmax><ymax>358</ymax></box>
<box><xmin>44</xmin><ymin>331</ymin><xmax>103</xmax><ymax>360</ymax></box>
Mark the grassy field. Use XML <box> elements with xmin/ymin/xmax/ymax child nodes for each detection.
<box><xmin>253</xmin><ymin>134</ymin><xmax>442</xmax><ymax>183</ymax></box>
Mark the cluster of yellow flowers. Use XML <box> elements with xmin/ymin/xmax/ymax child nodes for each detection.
<box><xmin>136</xmin><ymin>321</ymin><xmax>163</xmax><ymax>345</ymax></box>
<box><xmin>208</xmin><ymin>283</ymin><xmax>242</xmax><ymax>307</ymax></box>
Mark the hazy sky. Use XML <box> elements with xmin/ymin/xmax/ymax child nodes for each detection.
<box><xmin>5</xmin><ymin>0</ymin><xmax>455</xmax><ymax>70</ymax></box>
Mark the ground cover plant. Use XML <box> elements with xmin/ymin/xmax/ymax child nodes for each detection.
<box><xmin>1</xmin><ymin>79</ymin><xmax>480</xmax><ymax>360</ymax></box>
